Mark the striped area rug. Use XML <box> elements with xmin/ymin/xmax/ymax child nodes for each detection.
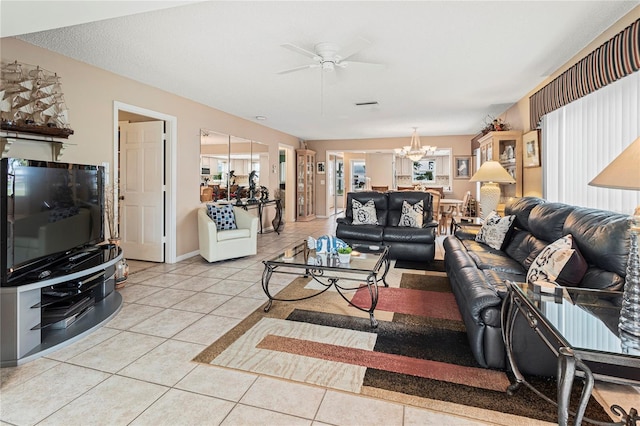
<box><xmin>194</xmin><ymin>271</ymin><xmax>610</xmax><ymax>424</ymax></box>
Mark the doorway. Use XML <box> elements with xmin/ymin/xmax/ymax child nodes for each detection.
<box><xmin>113</xmin><ymin>102</ymin><xmax>177</xmax><ymax>263</ymax></box>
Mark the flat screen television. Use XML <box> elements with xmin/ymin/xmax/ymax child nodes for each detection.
<box><xmin>1</xmin><ymin>158</ymin><xmax>105</xmax><ymax>286</ymax></box>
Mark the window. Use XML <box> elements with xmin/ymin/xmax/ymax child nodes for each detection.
<box><xmin>413</xmin><ymin>159</ymin><xmax>435</xmax><ymax>182</ymax></box>
<box><xmin>542</xmin><ymin>71</ymin><xmax>639</xmax><ymax>214</ymax></box>
<box><xmin>351</xmin><ymin>160</ymin><xmax>366</xmax><ymax>191</ymax></box>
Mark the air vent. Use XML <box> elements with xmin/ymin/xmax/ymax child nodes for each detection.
<box><xmin>355</xmin><ymin>101</ymin><xmax>379</xmax><ymax>106</ymax></box>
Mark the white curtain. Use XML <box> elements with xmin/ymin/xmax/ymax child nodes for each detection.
<box><xmin>542</xmin><ymin>71</ymin><xmax>640</xmax><ymax>215</ymax></box>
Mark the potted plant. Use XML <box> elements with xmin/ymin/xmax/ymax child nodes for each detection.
<box><xmin>337</xmin><ymin>246</ymin><xmax>352</xmax><ymax>264</ymax></box>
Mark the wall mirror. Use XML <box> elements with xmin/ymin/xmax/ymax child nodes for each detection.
<box><xmin>200</xmin><ymin>129</ymin><xmax>269</xmax><ymax>202</ymax></box>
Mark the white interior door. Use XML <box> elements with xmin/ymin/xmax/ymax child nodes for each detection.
<box><xmin>120</xmin><ymin>121</ymin><xmax>165</xmax><ymax>262</ymax></box>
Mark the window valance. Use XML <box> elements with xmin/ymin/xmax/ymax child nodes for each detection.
<box><xmin>530</xmin><ymin>18</ymin><xmax>639</xmax><ymax>129</ymax></box>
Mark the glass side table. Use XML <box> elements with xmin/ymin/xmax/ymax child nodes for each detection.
<box><xmin>503</xmin><ymin>281</ymin><xmax>639</xmax><ymax>426</ymax></box>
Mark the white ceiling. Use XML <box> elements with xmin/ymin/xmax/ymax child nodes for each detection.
<box><xmin>3</xmin><ymin>1</ymin><xmax>638</xmax><ymax>140</ymax></box>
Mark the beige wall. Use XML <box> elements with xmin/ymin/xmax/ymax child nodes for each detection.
<box><xmin>498</xmin><ymin>5</ymin><xmax>640</xmax><ymax>197</ymax></box>
<box><xmin>308</xmin><ymin>135</ymin><xmax>475</xmax><ymax>216</ymax></box>
<box><xmin>1</xmin><ymin>37</ymin><xmax>299</xmax><ymax>260</ymax></box>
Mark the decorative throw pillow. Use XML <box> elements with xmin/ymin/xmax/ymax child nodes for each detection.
<box><xmin>397</xmin><ymin>200</ymin><xmax>424</xmax><ymax>228</ymax></box>
<box><xmin>206</xmin><ymin>203</ymin><xmax>237</xmax><ymax>230</ymax></box>
<box><xmin>352</xmin><ymin>199</ymin><xmax>379</xmax><ymax>225</ymax></box>
<box><xmin>527</xmin><ymin>234</ymin><xmax>588</xmax><ymax>286</ymax></box>
<box><xmin>475</xmin><ymin>211</ymin><xmax>516</xmax><ymax>250</ymax></box>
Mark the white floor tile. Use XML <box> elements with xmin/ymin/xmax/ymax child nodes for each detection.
<box><xmin>129</xmin><ymin>308</ymin><xmax>204</xmax><ymax>338</ymax></box>
<box><xmin>240</xmin><ymin>376</ymin><xmax>326</xmax><ymax>419</ymax></box>
<box><xmin>176</xmin><ymin>364</ymin><xmax>257</xmax><ymax>402</ymax></box>
<box><xmin>38</xmin><ymin>375</ymin><xmax>167</xmax><ymax>426</ymax></box>
<box><xmin>118</xmin><ymin>339</ymin><xmax>204</xmax><ymax>386</ymax></box>
<box><xmin>0</xmin><ymin>363</ymin><xmax>110</xmax><ymax>425</ymax></box>
<box><xmin>67</xmin><ymin>331</ymin><xmax>165</xmax><ymax>373</ymax></box>
<box><xmin>130</xmin><ymin>388</ymin><xmax>235</xmax><ymax>426</ymax></box>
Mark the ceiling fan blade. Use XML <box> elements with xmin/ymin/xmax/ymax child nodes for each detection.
<box><xmin>336</xmin><ymin>36</ymin><xmax>371</xmax><ymax>62</ymax></box>
<box><xmin>277</xmin><ymin>64</ymin><xmax>319</xmax><ymax>74</ymax></box>
<box><xmin>281</xmin><ymin>43</ymin><xmax>319</xmax><ymax>60</ymax></box>
<box><xmin>340</xmin><ymin>60</ymin><xmax>386</xmax><ymax>69</ymax></box>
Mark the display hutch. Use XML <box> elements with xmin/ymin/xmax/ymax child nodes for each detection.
<box><xmin>296</xmin><ymin>149</ymin><xmax>315</xmax><ymax>221</ymax></box>
<box><xmin>477</xmin><ymin>130</ymin><xmax>523</xmax><ymax>201</ymax></box>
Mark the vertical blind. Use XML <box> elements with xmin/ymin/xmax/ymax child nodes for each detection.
<box><xmin>542</xmin><ymin>71</ymin><xmax>640</xmax><ymax>214</ymax></box>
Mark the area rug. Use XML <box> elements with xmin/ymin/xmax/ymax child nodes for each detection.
<box><xmin>194</xmin><ymin>272</ymin><xmax>611</xmax><ymax>424</ymax></box>
<box><xmin>394</xmin><ymin>259</ymin><xmax>446</xmax><ymax>272</ymax></box>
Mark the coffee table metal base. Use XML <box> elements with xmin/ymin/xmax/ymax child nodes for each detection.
<box><xmin>262</xmin><ymin>252</ymin><xmax>390</xmax><ymax>328</ymax></box>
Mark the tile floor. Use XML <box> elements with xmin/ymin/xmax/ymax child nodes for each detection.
<box><xmin>1</xmin><ymin>216</ymin><xmax>638</xmax><ymax>425</ymax></box>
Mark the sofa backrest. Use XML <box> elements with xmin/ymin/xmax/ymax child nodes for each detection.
<box><xmin>344</xmin><ymin>191</ymin><xmax>389</xmax><ymax>226</ymax></box>
<box><xmin>388</xmin><ymin>191</ymin><xmax>433</xmax><ymax>226</ymax></box>
<box><xmin>503</xmin><ymin>196</ymin><xmax>629</xmax><ymax>291</ymax></box>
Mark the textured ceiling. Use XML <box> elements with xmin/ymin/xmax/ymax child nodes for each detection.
<box><xmin>6</xmin><ymin>1</ymin><xmax>639</xmax><ymax>140</ymax></box>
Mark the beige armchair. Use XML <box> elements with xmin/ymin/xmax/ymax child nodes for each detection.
<box><xmin>197</xmin><ymin>206</ymin><xmax>258</xmax><ymax>262</ymax></box>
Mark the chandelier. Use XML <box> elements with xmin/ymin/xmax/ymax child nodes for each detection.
<box><xmin>394</xmin><ymin>128</ymin><xmax>436</xmax><ymax>161</ymax></box>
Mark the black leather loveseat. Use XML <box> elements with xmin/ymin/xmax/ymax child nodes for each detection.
<box><xmin>444</xmin><ymin>197</ymin><xmax>629</xmax><ymax>376</ymax></box>
<box><xmin>336</xmin><ymin>191</ymin><xmax>437</xmax><ymax>262</ymax></box>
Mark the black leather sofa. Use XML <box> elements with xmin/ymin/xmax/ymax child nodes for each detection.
<box><xmin>444</xmin><ymin>197</ymin><xmax>629</xmax><ymax>375</ymax></box>
<box><xmin>336</xmin><ymin>191</ymin><xmax>437</xmax><ymax>262</ymax></box>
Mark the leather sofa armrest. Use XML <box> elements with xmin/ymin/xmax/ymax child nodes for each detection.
<box><xmin>423</xmin><ymin>220</ymin><xmax>438</xmax><ymax>229</ymax></box>
<box><xmin>336</xmin><ymin>217</ymin><xmax>352</xmax><ymax>225</ymax></box>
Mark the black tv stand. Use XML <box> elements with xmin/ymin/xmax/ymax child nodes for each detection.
<box><xmin>0</xmin><ymin>245</ymin><xmax>124</xmax><ymax>367</ymax></box>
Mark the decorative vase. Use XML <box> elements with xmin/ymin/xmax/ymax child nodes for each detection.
<box><xmin>338</xmin><ymin>253</ymin><xmax>351</xmax><ymax>264</ymax></box>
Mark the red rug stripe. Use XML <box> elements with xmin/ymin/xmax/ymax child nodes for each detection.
<box><xmin>351</xmin><ymin>287</ymin><xmax>462</xmax><ymax>321</ymax></box>
<box><xmin>257</xmin><ymin>334</ymin><xmax>510</xmax><ymax>392</ymax></box>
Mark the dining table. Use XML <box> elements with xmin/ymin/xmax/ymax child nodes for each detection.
<box><xmin>439</xmin><ymin>198</ymin><xmax>464</xmax><ymax>216</ymax></box>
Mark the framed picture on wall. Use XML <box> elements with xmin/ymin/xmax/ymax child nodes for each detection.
<box><xmin>524</xmin><ymin>130</ymin><xmax>541</xmax><ymax>168</ymax></box>
<box><xmin>454</xmin><ymin>156</ymin><xmax>472</xmax><ymax>179</ymax></box>
<box><xmin>317</xmin><ymin>161</ymin><xmax>326</xmax><ymax>174</ymax></box>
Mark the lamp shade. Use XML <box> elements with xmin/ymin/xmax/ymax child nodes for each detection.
<box><xmin>589</xmin><ymin>137</ymin><xmax>640</xmax><ymax>190</ymax></box>
<box><xmin>469</xmin><ymin>161</ymin><xmax>516</xmax><ymax>183</ymax></box>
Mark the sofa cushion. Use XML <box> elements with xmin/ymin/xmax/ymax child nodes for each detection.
<box><xmin>563</xmin><ymin>207</ymin><xmax>630</xmax><ymax>280</ymax></box>
<box><xmin>468</xmin><ymin>251</ymin><xmax>526</xmax><ymax>275</ymax></box>
<box><xmin>475</xmin><ymin>211</ymin><xmax>516</xmax><ymax>250</ymax></box>
<box><xmin>345</xmin><ymin>191</ymin><xmax>388</xmax><ymax>226</ymax></box>
<box><xmin>388</xmin><ymin>191</ymin><xmax>433</xmax><ymax>225</ymax></box>
<box><xmin>336</xmin><ymin>223</ymin><xmax>383</xmax><ymax>243</ymax></box>
<box><xmin>503</xmin><ymin>230</ymin><xmax>549</xmax><ymax>271</ymax></box>
<box><xmin>505</xmin><ymin>197</ymin><xmax>547</xmax><ymax>232</ymax></box>
<box><xmin>528</xmin><ymin>203</ymin><xmax>574</xmax><ymax>242</ymax></box>
<box><xmin>397</xmin><ymin>200</ymin><xmax>423</xmax><ymax>227</ymax></box>
<box><xmin>206</xmin><ymin>203</ymin><xmax>237</xmax><ymax>230</ymax></box>
<box><xmin>352</xmin><ymin>199</ymin><xmax>379</xmax><ymax>225</ymax></box>
<box><xmin>383</xmin><ymin>226</ymin><xmax>434</xmax><ymax>243</ymax></box>
<box><xmin>526</xmin><ymin>234</ymin><xmax>588</xmax><ymax>286</ymax></box>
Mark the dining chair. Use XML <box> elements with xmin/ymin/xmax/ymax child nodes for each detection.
<box><xmin>425</xmin><ymin>189</ymin><xmax>441</xmax><ymax>233</ymax></box>
<box><xmin>371</xmin><ymin>185</ymin><xmax>389</xmax><ymax>192</ymax></box>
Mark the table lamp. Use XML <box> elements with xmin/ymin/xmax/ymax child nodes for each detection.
<box><xmin>589</xmin><ymin>137</ymin><xmax>640</xmax><ymax>337</ymax></box>
<box><xmin>469</xmin><ymin>161</ymin><xmax>516</xmax><ymax>218</ymax></box>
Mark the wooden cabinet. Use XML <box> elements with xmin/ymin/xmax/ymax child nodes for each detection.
<box><xmin>296</xmin><ymin>149</ymin><xmax>316</xmax><ymax>221</ymax></box>
<box><xmin>395</xmin><ymin>157</ymin><xmax>413</xmax><ymax>176</ymax></box>
<box><xmin>477</xmin><ymin>131</ymin><xmax>522</xmax><ymax>200</ymax></box>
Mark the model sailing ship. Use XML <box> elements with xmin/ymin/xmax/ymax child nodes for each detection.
<box><xmin>1</xmin><ymin>60</ymin><xmax>74</xmax><ymax>138</ymax></box>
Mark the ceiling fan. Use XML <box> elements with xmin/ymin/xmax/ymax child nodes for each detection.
<box><xmin>278</xmin><ymin>37</ymin><xmax>382</xmax><ymax>75</ymax></box>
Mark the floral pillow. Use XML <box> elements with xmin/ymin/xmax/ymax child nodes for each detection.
<box><xmin>206</xmin><ymin>203</ymin><xmax>237</xmax><ymax>230</ymax></box>
<box><xmin>527</xmin><ymin>234</ymin><xmax>588</xmax><ymax>286</ymax></box>
<box><xmin>475</xmin><ymin>211</ymin><xmax>516</xmax><ymax>250</ymax></box>
<box><xmin>352</xmin><ymin>199</ymin><xmax>379</xmax><ymax>225</ymax></box>
<box><xmin>397</xmin><ymin>200</ymin><xmax>423</xmax><ymax>228</ymax></box>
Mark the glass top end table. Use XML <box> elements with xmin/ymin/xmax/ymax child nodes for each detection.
<box><xmin>503</xmin><ymin>281</ymin><xmax>640</xmax><ymax>425</ymax></box>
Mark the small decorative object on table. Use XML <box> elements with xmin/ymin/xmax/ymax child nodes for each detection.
<box><xmin>337</xmin><ymin>246</ymin><xmax>352</xmax><ymax>264</ymax></box>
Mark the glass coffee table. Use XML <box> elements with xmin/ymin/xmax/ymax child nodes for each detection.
<box><xmin>262</xmin><ymin>242</ymin><xmax>390</xmax><ymax>327</ymax></box>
